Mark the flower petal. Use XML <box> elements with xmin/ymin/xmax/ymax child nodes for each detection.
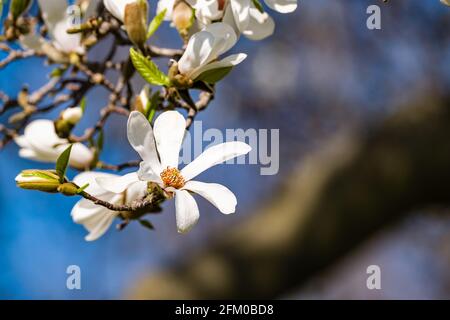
<box><xmin>125</xmin><ymin>180</ymin><xmax>149</xmax><ymax>202</ymax></box>
<box><xmin>153</xmin><ymin>111</ymin><xmax>186</xmax><ymax>169</ymax></box>
<box><xmin>183</xmin><ymin>181</ymin><xmax>237</xmax><ymax>214</ymax></box>
<box><xmin>96</xmin><ymin>172</ymin><xmax>140</xmax><ymax>194</ymax></box>
<box><xmin>203</xmin><ymin>22</ymin><xmax>238</xmax><ymax>57</ymax></box>
<box><xmin>137</xmin><ymin>161</ymin><xmax>163</xmax><ymax>185</ymax></box>
<box><xmin>175</xmin><ymin>189</ymin><xmax>200</xmax><ymax>233</ymax></box>
<box><xmin>264</xmin><ymin>0</ymin><xmax>297</xmax><ymax>14</ymax></box>
<box><xmin>243</xmin><ymin>8</ymin><xmax>275</xmax><ymax>40</ymax></box>
<box><xmin>103</xmin><ymin>0</ymin><xmax>136</xmax><ymax>22</ymax></box>
<box><xmin>178</xmin><ymin>30</ymin><xmax>215</xmax><ymax>76</ymax></box>
<box><xmin>127</xmin><ymin>111</ymin><xmax>161</xmax><ymax>174</ymax></box>
<box><xmin>191</xmin><ymin>53</ymin><xmax>247</xmax><ymax>80</ymax></box>
<box><xmin>73</xmin><ymin>171</ymin><xmax>119</xmax><ymax>196</ymax></box>
<box><xmin>181</xmin><ymin>141</ymin><xmax>252</xmax><ymax>181</ymax></box>
<box><xmin>229</xmin><ymin>0</ymin><xmax>251</xmax><ymax>33</ymax></box>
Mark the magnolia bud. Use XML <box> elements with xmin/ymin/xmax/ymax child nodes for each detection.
<box><xmin>134</xmin><ymin>86</ymin><xmax>150</xmax><ymax>115</ymax></box>
<box><xmin>61</xmin><ymin>107</ymin><xmax>83</xmax><ymax>125</ymax></box>
<box><xmin>172</xmin><ymin>1</ymin><xmax>194</xmax><ymax>37</ymax></box>
<box><xmin>15</xmin><ymin>170</ymin><xmax>61</xmax><ymax>193</ymax></box>
<box><xmin>57</xmin><ymin>182</ymin><xmax>80</xmax><ymax>196</ymax></box>
<box><xmin>124</xmin><ymin>0</ymin><xmax>148</xmax><ymax>48</ymax></box>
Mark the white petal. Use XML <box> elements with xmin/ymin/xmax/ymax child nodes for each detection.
<box><xmin>175</xmin><ymin>190</ymin><xmax>200</xmax><ymax>233</ymax></box>
<box><xmin>191</xmin><ymin>53</ymin><xmax>247</xmax><ymax>80</ymax></box>
<box><xmin>178</xmin><ymin>30</ymin><xmax>215</xmax><ymax>76</ymax></box>
<box><xmin>63</xmin><ymin>143</ymin><xmax>94</xmax><ymax>169</ymax></box>
<box><xmin>181</xmin><ymin>142</ymin><xmax>251</xmax><ymax>181</ymax></box>
<box><xmin>137</xmin><ymin>161</ymin><xmax>163</xmax><ymax>184</ymax></box>
<box><xmin>229</xmin><ymin>0</ymin><xmax>251</xmax><ymax>33</ymax></box>
<box><xmin>103</xmin><ymin>0</ymin><xmax>136</xmax><ymax>22</ymax></box>
<box><xmin>73</xmin><ymin>171</ymin><xmax>119</xmax><ymax>196</ymax></box>
<box><xmin>71</xmin><ymin>194</ymin><xmax>122</xmax><ymax>241</ymax></box>
<box><xmin>96</xmin><ymin>172</ymin><xmax>140</xmax><ymax>194</ymax></box>
<box><xmin>125</xmin><ymin>180</ymin><xmax>148</xmax><ymax>202</ymax></box>
<box><xmin>127</xmin><ymin>111</ymin><xmax>161</xmax><ymax>174</ymax></box>
<box><xmin>203</xmin><ymin>22</ymin><xmax>238</xmax><ymax>56</ymax></box>
<box><xmin>153</xmin><ymin>111</ymin><xmax>186</xmax><ymax>169</ymax></box>
<box><xmin>183</xmin><ymin>181</ymin><xmax>237</xmax><ymax>214</ymax></box>
<box><xmin>24</xmin><ymin>120</ymin><xmax>65</xmax><ymax>158</ymax></box>
<box><xmin>264</xmin><ymin>0</ymin><xmax>297</xmax><ymax>14</ymax></box>
<box><xmin>38</xmin><ymin>0</ymin><xmax>81</xmax><ymax>53</ymax></box>
<box><xmin>243</xmin><ymin>8</ymin><xmax>275</xmax><ymax>40</ymax></box>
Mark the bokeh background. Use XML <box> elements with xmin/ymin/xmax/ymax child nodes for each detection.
<box><xmin>1</xmin><ymin>0</ymin><xmax>450</xmax><ymax>299</ymax></box>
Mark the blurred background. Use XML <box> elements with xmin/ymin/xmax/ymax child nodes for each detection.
<box><xmin>1</xmin><ymin>0</ymin><xmax>450</xmax><ymax>299</ymax></box>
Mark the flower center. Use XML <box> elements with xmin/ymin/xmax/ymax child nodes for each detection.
<box><xmin>160</xmin><ymin>167</ymin><xmax>185</xmax><ymax>189</ymax></box>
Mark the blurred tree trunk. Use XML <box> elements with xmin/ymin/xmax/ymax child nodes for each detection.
<box><xmin>128</xmin><ymin>95</ymin><xmax>450</xmax><ymax>299</ymax></box>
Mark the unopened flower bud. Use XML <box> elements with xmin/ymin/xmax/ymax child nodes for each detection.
<box><xmin>15</xmin><ymin>170</ymin><xmax>61</xmax><ymax>193</ymax></box>
<box><xmin>57</xmin><ymin>182</ymin><xmax>80</xmax><ymax>196</ymax></box>
<box><xmin>172</xmin><ymin>1</ymin><xmax>194</xmax><ymax>37</ymax></box>
<box><xmin>124</xmin><ymin>0</ymin><xmax>148</xmax><ymax>48</ymax></box>
<box><xmin>61</xmin><ymin>107</ymin><xmax>83</xmax><ymax>125</ymax></box>
<box><xmin>134</xmin><ymin>86</ymin><xmax>150</xmax><ymax>115</ymax></box>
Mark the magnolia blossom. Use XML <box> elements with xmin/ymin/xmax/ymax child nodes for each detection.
<box><xmin>14</xmin><ymin>119</ymin><xmax>94</xmax><ymax>169</ymax></box>
<box><xmin>103</xmin><ymin>0</ymin><xmax>138</xmax><ymax>22</ymax></box>
<box><xmin>20</xmin><ymin>0</ymin><xmax>84</xmax><ymax>56</ymax></box>
<box><xmin>95</xmin><ymin>111</ymin><xmax>251</xmax><ymax>233</ymax></box>
<box><xmin>177</xmin><ymin>22</ymin><xmax>246</xmax><ymax>81</ymax></box>
<box><xmin>71</xmin><ymin>172</ymin><xmax>147</xmax><ymax>241</ymax></box>
<box><xmin>186</xmin><ymin>0</ymin><xmax>289</xmax><ymax>40</ymax></box>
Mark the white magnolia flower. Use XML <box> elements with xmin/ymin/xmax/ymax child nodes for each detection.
<box><xmin>71</xmin><ymin>171</ymin><xmax>147</xmax><ymax>241</ymax></box>
<box><xmin>20</xmin><ymin>0</ymin><xmax>84</xmax><ymax>55</ymax></box>
<box><xmin>187</xmin><ymin>0</ymin><xmax>288</xmax><ymax>40</ymax></box>
<box><xmin>177</xmin><ymin>22</ymin><xmax>247</xmax><ymax>80</ymax></box>
<box><xmin>103</xmin><ymin>0</ymin><xmax>138</xmax><ymax>22</ymax></box>
<box><xmin>14</xmin><ymin>119</ymin><xmax>94</xmax><ymax>169</ymax></box>
<box><xmin>96</xmin><ymin>110</ymin><xmax>251</xmax><ymax>233</ymax></box>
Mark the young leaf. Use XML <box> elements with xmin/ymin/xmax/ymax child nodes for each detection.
<box><xmin>196</xmin><ymin>67</ymin><xmax>233</xmax><ymax>84</ymax></box>
<box><xmin>252</xmin><ymin>0</ymin><xmax>264</xmax><ymax>13</ymax></box>
<box><xmin>130</xmin><ymin>48</ymin><xmax>171</xmax><ymax>87</ymax></box>
<box><xmin>55</xmin><ymin>145</ymin><xmax>72</xmax><ymax>183</ymax></box>
<box><xmin>147</xmin><ymin>9</ymin><xmax>166</xmax><ymax>39</ymax></box>
<box><xmin>147</xmin><ymin>91</ymin><xmax>160</xmax><ymax>122</ymax></box>
<box><xmin>76</xmin><ymin>183</ymin><xmax>90</xmax><ymax>194</ymax></box>
<box><xmin>139</xmin><ymin>219</ymin><xmax>155</xmax><ymax>230</ymax></box>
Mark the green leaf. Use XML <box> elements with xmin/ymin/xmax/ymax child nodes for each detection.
<box><xmin>196</xmin><ymin>67</ymin><xmax>233</xmax><ymax>84</ymax></box>
<box><xmin>130</xmin><ymin>48</ymin><xmax>171</xmax><ymax>87</ymax></box>
<box><xmin>252</xmin><ymin>0</ymin><xmax>264</xmax><ymax>13</ymax></box>
<box><xmin>147</xmin><ymin>91</ymin><xmax>160</xmax><ymax>122</ymax></box>
<box><xmin>55</xmin><ymin>145</ymin><xmax>72</xmax><ymax>183</ymax></box>
<box><xmin>138</xmin><ymin>219</ymin><xmax>155</xmax><ymax>230</ymax></box>
<box><xmin>80</xmin><ymin>96</ymin><xmax>87</xmax><ymax>113</ymax></box>
<box><xmin>147</xmin><ymin>9</ymin><xmax>166</xmax><ymax>39</ymax></box>
<box><xmin>76</xmin><ymin>183</ymin><xmax>90</xmax><ymax>194</ymax></box>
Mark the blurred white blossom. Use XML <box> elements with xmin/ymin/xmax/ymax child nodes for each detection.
<box><xmin>14</xmin><ymin>119</ymin><xmax>94</xmax><ymax>169</ymax></box>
